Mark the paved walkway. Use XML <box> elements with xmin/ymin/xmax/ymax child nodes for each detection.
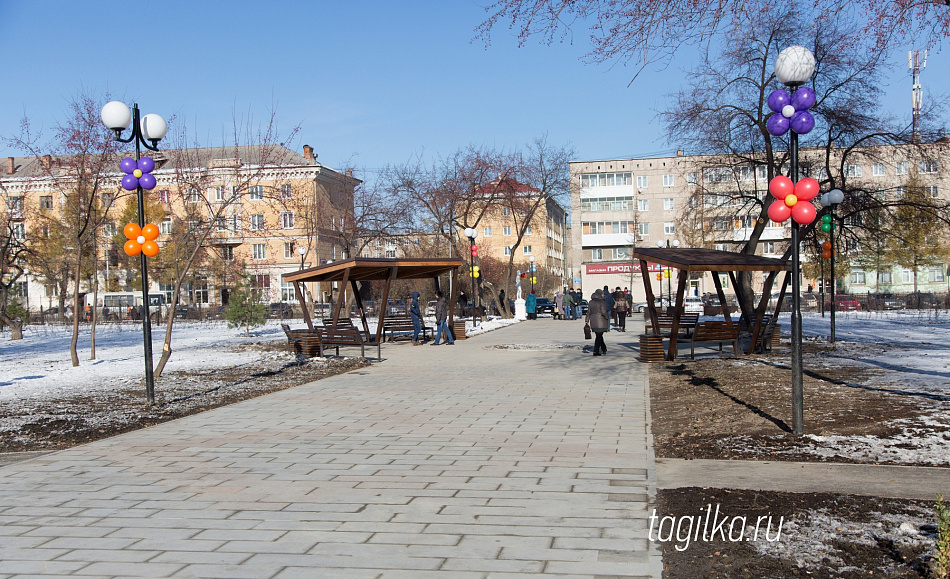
<box><xmin>0</xmin><ymin>319</ymin><xmax>661</xmax><ymax>578</ymax></box>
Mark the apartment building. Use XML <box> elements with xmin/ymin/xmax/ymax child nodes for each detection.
<box><xmin>571</xmin><ymin>140</ymin><xmax>949</xmax><ymax>301</ymax></box>
<box><xmin>462</xmin><ymin>177</ymin><xmax>569</xmax><ymax>291</ymax></box>
<box><xmin>1</xmin><ymin>144</ymin><xmax>356</xmax><ymax>312</ymax></box>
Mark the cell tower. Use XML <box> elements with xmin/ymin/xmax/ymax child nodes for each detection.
<box><xmin>909</xmin><ymin>49</ymin><xmax>927</xmax><ymax>142</ymax></box>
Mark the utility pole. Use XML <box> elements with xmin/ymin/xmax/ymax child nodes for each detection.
<box><xmin>909</xmin><ymin>50</ymin><xmax>927</xmax><ymax>143</ymax></box>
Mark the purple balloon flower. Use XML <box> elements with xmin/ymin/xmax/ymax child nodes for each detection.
<box><xmin>766</xmin><ymin>114</ymin><xmax>790</xmax><ymax>137</ymax></box>
<box><xmin>765</xmin><ymin>85</ymin><xmax>816</xmax><ymax>137</ymax></box>
<box><xmin>790</xmin><ymin>86</ymin><xmax>816</xmax><ymax>111</ymax></box>
<box><xmin>119</xmin><ymin>156</ymin><xmax>157</xmax><ymax>191</ymax></box>
<box><xmin>790</xmin><ymin>110</ymin><xmax>815</xmax><ymax>134</ymax></box>
<box><xmin>767</xmin><ymin>90</ymin><xmax>791</xmax><ymax>114</ymax></box>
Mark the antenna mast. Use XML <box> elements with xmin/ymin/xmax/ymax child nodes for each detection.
<box><xmin>909</xmin><ymin>49</ymin><xmax>927</xmax><ymax>142</ymax></box>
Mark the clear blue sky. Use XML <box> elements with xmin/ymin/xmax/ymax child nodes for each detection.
<box><xmin>1</xmin><ymin>1</ymin><xmax>945</xmax><ymax>176</ymax></box>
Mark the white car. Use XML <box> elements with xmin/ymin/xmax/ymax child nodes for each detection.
<box><xmin>634</xmin><ymin>297</ymin><xmax>672</xmax><ymax>313</ymax></box>
<box><xmin>683</xmin><ymin>297</ymin><xmax>704</xmax><ymax>314</ymax></box>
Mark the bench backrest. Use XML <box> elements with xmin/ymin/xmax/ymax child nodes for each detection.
<box><xmin>655</xmin><ymin>313</ymin><xmax>699</xmax><ymax>326</ymax></box>
<box><xmin>693</xmin><ymin>321</ymin><xmax>740</xmax><ymax>340</ymax></box>
<box><xmin>317</xmin><ymin>325</ymin><xmax>364</xmax><ymax>344</ymax></box>
<box><xmin>281</xmin><ymin>323</ymin><xmax>293</xmax><ymax>341</ymax></box>
<box><xmin>322</xmin><ymin>317</ymin><xmax>356</xmax><ymax>326</ymax></box>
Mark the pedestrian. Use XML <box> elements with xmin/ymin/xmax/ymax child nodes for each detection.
<box><xmin>564</xmin><ymin>289</ymin><xmax>575</xmax><ymax>320</ymax></box>
<box><xmin>586</xmin><ymin>288</ymin><xmax>610</xmax><ymax>356</ymax></box>
<box><xmin>525</xmin><ymin>290</ymin><xmax>537</xmax><ymax>320</ymax></box>
<box><xmin>430</xmin><ymin>290</ymin><xmax>455</xmax><ymax>345</ymax></box>
<box><xmin>409</xmin><ymin>291</ymin><xmax>423</xmax><ymax>345</ymax></box>
<box><xmin>613</xmin><ymin>286</ymin><xmax>629</xmax><ymax>332</ymax></box>
<box><xmin>554</xmin><ymin>290</ymin><xmax>563</xmax><ymax>320</ymax></box>
<box><xmin>574</xmin><ymin>290</ymin><xmax>584</xmax><ymax>319</ymax></box>
<box><xmin>85</xmin><ymin>304</ymin><xmax>92</xmax><ymax>323</ymax></box>
<box><xmin>498</xmin><ymin>289</ymin><xmax>506</xmax><ymax>315</ymax></box>
<box><xmin>603</xmin><ymin>285</ymin><xmax>615</xmax><ymax>328</ymax></box>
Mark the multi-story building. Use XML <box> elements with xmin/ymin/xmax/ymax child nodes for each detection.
<box><xmin>1</xmin><ymin>144</ymin><xmax>357</xmax><ymax>313</ymax></box>
<box><xmin>462</xmin><ymin>177</ymin><xmax>569</xmax><ymax>291</ymax></box>
<box><xmin>571</xmin><ymin>140</ymin><xmax>949</xmax><ymax>301</ymax></box>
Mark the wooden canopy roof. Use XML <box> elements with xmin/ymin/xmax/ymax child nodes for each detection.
<box><xmin>283</xmin><ymin>257</ymin><xmax>464</xmax><ymax>284</ymax></box>
<box><xmin>631</xmin><ymin>247</ymin><xmax>790</xmax><ymax>272</ymax></box>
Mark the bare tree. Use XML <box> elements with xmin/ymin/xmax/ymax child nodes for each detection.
<box><xmin>0</xmin><ymin>217</ymin><xmax>29</xmax><ymax>339</ymax></box>
<box><xmin>476</xmin><ymin>0</ymin><xmax>950</xmax><ymax>80</ymax></box>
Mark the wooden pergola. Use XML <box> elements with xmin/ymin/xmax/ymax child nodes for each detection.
<box><xmin>282</xmin><ymin>257</ymin><xmax>463</xmax><ymax>344</ymax></box>
<box><xmin>632</xmin><ymin>247</ymin><xmax>791</xmax><ymax>360</ymax></box>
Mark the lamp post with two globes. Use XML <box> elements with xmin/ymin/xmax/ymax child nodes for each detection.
<box><xmin>101</xmin><ymin>101</ymin><xmax>168</xmax><ymax>406</ymax></box>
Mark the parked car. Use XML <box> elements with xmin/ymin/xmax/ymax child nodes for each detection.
<box><xmin>825</xmin><ymin>294</ymin><xmax>861</xmax><ymax>311</ymax></box>
<box><xmin>579</xmin><ymin>299</ymin><xmax>589</xmax><ymax>315</ymax></box>
<box><xmin>683</xmin><ymin>296</ymin><xmax>704</xmax><ymax>314</ymax></box>
<box><xmin>800</xmin><ymin>292</ymin><xmax>819</xmax><ymax>311</ymax></box>
<box><xmin>267</xmin><ymin>302</ymin><xmax>294</xmax><ymax>319</ymax></box>
<box><xmin>867</xmin><ymin>292</ymin><xmax>903</xmax><ymax>310</ymax></box>
<box><xmin>905</xmin><ymin>291</ymin><xmax>941</xmax><ymax>309</ymax></box>
<box><xmin>534</xmin><ymin>297</ymin><xmax>556</xmax><ymax>315</ymax></box>
<box><xmin>634</xmin><ymin>297</ymin><xmax>672</xmax><ymax>313</ymax></box>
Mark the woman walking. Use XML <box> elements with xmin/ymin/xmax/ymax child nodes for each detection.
<box><xmin>586</xmin><ymin>288</ymin><xmax>610</xmax><ymax>356</ymax></box>
<box><xmin>612</xmin><ymin>287</ymin><xmax>629</xmax><ymax>332</ymax></box>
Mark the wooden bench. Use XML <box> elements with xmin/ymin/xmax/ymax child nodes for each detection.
<box><xmin>282</xmin><ymin>324</ymin><xmax>323</xmax><ymax>359</ymax></box>
<box><xmin>739</xmin><ymin>314</ymin><xmax>778</xmax><ymax>353</ymax></box>
<box><xmin>690</xmin><ymin>321</ymin><xmax>741</xmax><ymax>359</ymax></box>
<box><xmin>382</xmin><ymin>315</ymin><xmax>430</xmax><ymax>342</ymax></box>
<box><xmin>315</xmin><ymin>325</ymin><xmax>381</xmax><ymax>360</ymax></box>
<box><xmin>644</xmin><ymin>313</ymin><xmax>700</xmax><ymax>336</ymax></box>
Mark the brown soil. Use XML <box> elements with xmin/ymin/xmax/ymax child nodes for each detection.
<box><xmin>650</xmin><ymin>341</ymin><xmax>950</xmax><ymax>578</ymax></box>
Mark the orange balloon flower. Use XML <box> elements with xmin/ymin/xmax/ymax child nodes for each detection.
<box><xmin>123</xmin><ymin>222</ymin><xmax>161</xmax><ymax>257</ymax></box>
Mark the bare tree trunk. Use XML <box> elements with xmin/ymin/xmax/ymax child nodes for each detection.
<box><xmin>90</xmin><ymin>239</ymin><xmax>98</xmax><ymax>360</ymax></box>
<box><xmin>69</xmin><ymin>247</ymin><xmax>82</xmax><ymax>367</ymax></box>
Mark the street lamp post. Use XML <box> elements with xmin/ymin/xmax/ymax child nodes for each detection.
<box><xmin>657</xmin><ymin>239</ymin><xmax>680</xmax><ymax>310</ymax></box>
<box><xmin>529</xmin><ymin>255</ymin><xmax>536</xmax><ymax>294</ymax></box>
<box><xmin>766</xmin><ymin>46</ymin><xmax>818</xmax><ymax>435</ymax></box>
<box><xmin>101</xmin><ymin>101</ymin><xmax>168</xmax><ymax>406</ymax></box>
<box><xmin>464</xmin><ymin>228</ymin><xmax>478</xmax><ymax>328</ymax></box>
<box><xmin>820</xmin><ymin>189</ymin><xmax>844</xmax><ymax>343</ymax></box>
<box><xmin>297</xmin><ymin>244</ymin><xmax>308</xmax><ymax>270</ymax></box>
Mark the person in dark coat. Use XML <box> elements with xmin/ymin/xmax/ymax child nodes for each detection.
<box><xmin>586</xmin><ymin>288</ymin><xmax>610</xmax><ymax>356</ymax></box>
<box><xmin>603</xmin><ymin>285</ymin><xmax>615</xmax><ymax>328</ymax></box>
<box><xmin>525</xmin><ymin>290</ymin><xmax>537</xmax><ymax>320</ymax></box>
<box><xmin>612</xmin><ymin>287</ymin><xmax>629</xmax><ymax>332</ymax></box>
<box><xmin>431</xmin><ymin>290</ymin><xmax>454</xmax><ymax>345</ymax></box>
<box><xmin>409</xmin><ymin>291</ymin><xmax>423</xmax><ymax>345</ymax></box>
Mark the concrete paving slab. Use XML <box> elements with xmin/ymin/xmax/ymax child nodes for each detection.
<box><xmin>0</xmin><ymin>317</ymin><xmax>661</xmax><ymax>578</ymax></box>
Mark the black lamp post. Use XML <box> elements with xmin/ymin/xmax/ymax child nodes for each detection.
<box><xmin>529</xmin><ymin>255</ymin><xmax>536</xmax><ymax>294</ymax></box>
<box><xmin>766</xmin><ymin>46</ymin><xmax>818</xmax><ymax>435</ymax></box>
<box><xmin>657</xmin><ymin>239</ymin><xmax>680</xmax><ymax>307</ymax></box>
<box><xmin>101</xmin><ymin>101</ymin><xmax>167</xmax><ymax>406</ymax></box>
<box><xmin>820</xmin><ymin>189</ymin><xmax>844</xmax><ymax>342</ymax></box>
<box><xmin>464</xmin><ymin>227</ymin><xmax>478</xmax><ymax>327</ymax></box>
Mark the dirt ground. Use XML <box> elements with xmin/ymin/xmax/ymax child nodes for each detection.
<box><xmin>650</xmin><ymin>340</ymin><xmax>950</xmax><ymax>578</ymax></box>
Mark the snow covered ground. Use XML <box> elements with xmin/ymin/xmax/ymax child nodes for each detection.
<box><xmin>0</xmin><ymin>316</ymin><xmax>520</xmax><ymax>402</ymax></box>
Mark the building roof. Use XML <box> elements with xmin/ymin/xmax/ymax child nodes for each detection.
<box><xmin>632</xmin><ymin>247</ymin><xmax>789</xmax><ymax>272</ymax></box>
<box><xmin>283</xmin><ymin>257</ymin><xmax>463</xmax><ymax>283</ymax></box>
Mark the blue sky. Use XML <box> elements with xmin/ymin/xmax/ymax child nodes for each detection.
<box><xmin>1</xmin><ymin>1</ymin><xmax>945</xmax><ymax>176</ymax></box>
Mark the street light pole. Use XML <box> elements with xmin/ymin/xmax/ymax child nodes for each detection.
<box><xmin>529</xmin><ymin>255</ymin><xmax>535</xmax><ymax>294</ymax></box>
<box><xmin>464</xmin><ymin>228</ymin><xmax>478</xmax><ymax>328</ymax></box>
<box><xmin>101</xmin><ymin>101</ymin><xmax>167</xmax><ymax>406</ymax></box>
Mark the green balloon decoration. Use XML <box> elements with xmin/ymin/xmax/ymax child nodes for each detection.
<box><xmin>820</xmin><ymin>223</ymin><xmax>831</xmax><ymax>232</ymax></box>
<box><xmin>821</xmin><ymin>214</ymin><xmax>832</xmax><ymax>223</ymax></box>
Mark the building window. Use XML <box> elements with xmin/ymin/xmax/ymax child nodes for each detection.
<box><xmin>663</xmin><ymin>198</ymin><xmax>674</xmax><ymax>211</ymax></box>
<box><xmin>637</xmin><ymin>199</ymin><xmax>649</xmax><ymax>212</ymax></box>
<box><xmin>280</xmin><ymin>211</ymin><xmax>295</xmax><ymax>229</ymax></box>
<box><xmin>385</xmin><ymin>249</ymin><xmax>396</xmax><ymax>258</ymax></box>
<box><xmin>926</xmin><ymin>185</ymin><xmax>939</xmax><ymax>198</ymax></box>
<box><xmin>102</xmin><ymin>222</ymin><xmax>116</xmax><ymax>237</ymax></box>
<box><xmin>280</xmin><ymin>184</ymin><xmax>293</xmax><ymax>199</ymax></box>
<box><xmin>215</xmin><ymin>217</ymin><xmax>226</xmax><ymax>231</ymax></box>
<box><xmin>185</xmin><ymin>188</ymin><xmax>200</xmax><ymax>204</ymax></box>
<box><xmin>160</xmin><ymin>217</ymin><xmax>173</xmax><ymax>235</ymax></box>
<box><xmin>713</xmin><ymin>218</ymin><xmax>731</xmax><ymax>231</ymax></box>
<box><xmin>878</xmin><ymin>271</ymin><xmax>892</xmax><ymax>284</ymax></box>
<box><xmin>894</xmin><ymin>186</ymin><xmax>906</xmax><ymax>200</ymax></box>
<box><xmin>502</xmin><ymin>206</ymin><xmax>511</xmax><ymax>216</ymax></box>
<box><xmin>212</xmin><ymin>186</ymin><xmax>225</xmax><ymax>202</ymax></box>
<box><xmin>663</xmin><ymin>222</ymin><xmax>675</xmax><ymax>235</ymax></box>
<box><xmin>591</xmin><ymin>248</ymin><xmax>603</xmax><ymax>260</ymax></box>
<box><xmin>929</xmin><ymin>267</ymin><xmax>945</xmax><ymax>283</ymax></box>
<box><xmin>252</xmin><ymin>243</ymin><xmax>267</xmax><ymax>260</ymax></box>
<box><xmin>157</xmin><ymin>189</ymin><xmax>170</xmax><ymax>203</ymax></box>
<box><xmin>330</xmin><ymin>216</ymin><xmax>336</xmax><ymax>230</ymax></box>
<box><xmin>850</xmin><ymin>270</ymin><xmax>866</xmax><ymax>285</ymax></box>
<box><xmin>844</xmin><ymin>164</ymin><xmax>862</xmax><ymax>178</ymax></box>
<box><xmin>523</xmin><ymin>245</ymin><xmax>532</xmax><ymax>255</ymax></box>
<box><xmin>39</xmin><ymin>195</ymin><xmax>53</xmax><ymax>209</ymax></box>
<box><xmin>12</xmin><ymin>223</ymin><xmax>25</xmax><ymax>240</ymax></box>
<box><xmin>525</xmin><ymin>225</ymin><xmax>532</xmax><ymax>236</ymax></box>
<box><xmin>221</xmin><ymin>246</ymin><xmax>234</xmax><ymax>261</ymax></box>
<box><xmin>503</xmin><ymin>226</ymin><xmax>511</xmax><ymax>236</ymax></box>
<box><xmin>718</xmin><ymin>273</ymin><xmax>729</xmax><ymax>287</ymax></box>
<box><xmin>687</xmin><ymin>172</ymin><xmax>698</xmax><ymax>184</ymax></box>
<box><xmin>504</xmin><ymin>246</ymin><xmax>511</xmax><ymax>256</ymax></box>
<box><xmin>101</xmin><ymin>193</ymin><xmax>115</xmax><ymax>208</ymax></box>
<box><xmin>615</xmin><ymin>247</ymin><xmax>630</xmax><ymax>259</ymax></box>
<box><xmin>7</xmin><ymin>196</ymin><xmax>23</xmax><ymax>218</ymax></box>
<box><xmin>662</xmin><ymin>174</ymin><xmax>675</xmax><ymax>187</ymax></box>
<box><xmin>252</xmin><ymin>274</ymin><xmax>270</xmax><ymax>299</ymax></box>
<box><xmin>248</xmin><ymin>185</ymin><xmax>264</xmax><ymax>200</ymax></box>
<box><xmin>638</xmin><ymin>222</ymin><xmax>649</xmax><ymax>236</ymax></box>
<box><xmin>250</xmin><ymin>214</ymin><xmax>265</xmax><ymax>230</ymax></box>
<box><xmin>284</xmin><ymin>242</ymin><xmax>294</xmax><ymax>259</ymax></box>
<box><xmin>636</xmin><ymin>175</ymin><xmax>648</xmax><ymax>189</ymax></box>
<box><xmin>483</xmin><ymin>226</ymin><xmax>492</xmax><ymax>237</ymax></box>
<box><xmin>872</xmin><ymin>163</ymin><xmax>886</xmax><ymax>176</ymax></box>
<box><xmin>896</xmin><ymin>161</ymin><xmax>908</xmax><ymax>175</ymax></box>
<box><xmin>920</xmin><ymin>160</ymin><xmax>939</xmax><ymax>174</ymax></box>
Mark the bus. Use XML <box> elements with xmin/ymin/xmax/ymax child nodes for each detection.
<box><xmin>88</xmin><ymin>292</ymin><xmax>171</xmax><ymax>322</ymax></box>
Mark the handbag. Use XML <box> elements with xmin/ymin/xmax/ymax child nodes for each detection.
<box><xmin>584</xmin><ymin>322</ymin><xmax>592</xmax><ymax>340</ymax></box>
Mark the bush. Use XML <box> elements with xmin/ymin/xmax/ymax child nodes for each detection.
<box><xmin>223</xmin><ymin>279</ymin><xmax>267</xmax><ymax>336</ymax></box>
<box><xmin>934</xmin><ymin>494</ymin><xmax>950</xmax><ymax>579</ymax></box>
